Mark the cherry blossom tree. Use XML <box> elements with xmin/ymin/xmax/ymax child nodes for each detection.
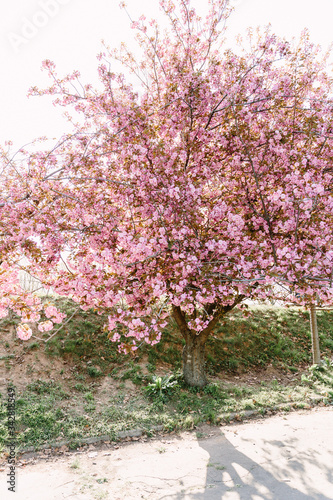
<box><xmin>3</xmin><ymin>0</ymin><xmax>333</xmax><ymax>386</ymax></box>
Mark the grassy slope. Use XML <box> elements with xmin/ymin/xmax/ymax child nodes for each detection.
<box><xmin>27</xmin><ymin>300</ymin><xmax>333</xmax><ymax>374</ymax></box>
<box><xmin>1</xmin><ymin>300</ymin><xmax>333</xmax><ymax>452</ymax></box>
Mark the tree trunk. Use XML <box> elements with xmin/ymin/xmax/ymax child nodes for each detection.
<box><xmin>171</xmin><ymin>300</ymin><xmax>245</xmax><ymax>388</ymax></box>
<box><xmin>182</xmin><ymin>334</ymin><xmax>207</xmax><ymax>388</ymax></box>
<box><xmin>310</xmin><ymin>303</ymin><xmax>321</xmax><ymax>364</ymax></box>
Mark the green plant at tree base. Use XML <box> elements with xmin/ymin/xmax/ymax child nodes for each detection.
<box><xmin>145</xmin><ymin>374</ymin><xmax>179</xmax><ymax>400</ymax></box>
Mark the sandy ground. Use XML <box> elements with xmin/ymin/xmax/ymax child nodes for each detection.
<box><xmin>1</xmin><ymin>406</ymin><xmax>333</xmax><ymax>500</ymax></box>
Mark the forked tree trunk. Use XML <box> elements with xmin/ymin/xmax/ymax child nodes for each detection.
<box><xmin>182</xmin><ymin>333</ymin><xmax>207</xmax><ymax>388</ymax></box>
<box><xmin>172</xmin><ymin>299</ymin><xmax>245</xmax><ymax>388</ymax></box>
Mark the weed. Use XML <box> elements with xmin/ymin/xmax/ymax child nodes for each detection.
<box><xmin>74</xmin><ymin>383</ymin><xmax>88</xmax><ymax>392</ymax></box>
<box><xmin>120</xmin><ymin>363</ymin><xmax>144</xmax><ymax>385</ymax></box>
<box><xmin>146</xmin><ymin>363</ymin><xmax>156</xmax><ymax>374</ymax></box>
<box><xmin>232</xmin><ymin>387</ymin><xmax>244</xmax><ymax>397</ymax></box>
<box><xmin>309</xmin><ymin>364</ymin><xmax>326</xmax><ymax>373</ymax></box>
<box><xmin>301</xmin><ymin>374</ymin><xmax>312</xmax><ymax>384</ymax></box>
<box><xmin>111</xmin><ymin>367</ymin><xmax>120</xmax><ymax>379</ymax></box>
<box><xmin>87</xmin><ymin>366</ymin><xmax>103</xmax><ymax>378</ymax></box>
<box><xmin>163</xmin><ymin>420</ymin><xmax>176</xmax><ymax>432</ymax></box>
<box><xmin>84</xmin><ymin>403</ymin><xmax>96</xmax><ymax>412</ymax></box>
<box><xmin>94</xmin><ymin>491</ymin><xmax>108</xmax><ymax>499</ymax></box>
<box><xmin>146</xmin><ymin>374</ymin><xmax>179</xmax><ymax>400</ymax></box>
<box><xmin>243</xmin><ymin>401</ymin><xmax>255</xmax><ymax>410</ymax></box>
<box><xmin>323</xmin><ymin>357</ymin><xmax>333</xmax><ymax>368</ymax></box>
<box><xmin>26</xmin><ymin>380</ymin><xmax>69</xmax><ymax>399</ymax></box>
<box><xmin>25</xmin><ymin>342</ymin><xmax>40</xmax><ymax>351</ymax></box>
<box><xmin>203</xmin><ymin>383</ymin><xmax>226</xmax><ymax>399</ymax></box>
<box><xmin>207</xmin><ymin>462</ymin><xmax>225</xmax><ymax>470</ymax></box>
<box><xmin>182</xmin><ymin>415</ymin><xmax>194</xmax><ymax>429</ymax></box>
<box><xmin>204</xmin><ymin>409</ymin><xmax>218</xmax><ymax>424</ymax></box>
<box><xmin>149</xmin><ymin>399</ymin><xmax>165</xmax><ymax>412</ymax></box>
<box><xmin>84</xmin><ymin>392</ymin><xmax>94</xmax><ymax>402</ymax></box>
<box><xmin>70</xmin><ymin>458</ymin><xmax>80</xmax><ymax>469</ymax></box>
<box><xmin>103</xmin><ymin>406</ymin><xmax>126</xmax><ymax>421</ymax></box>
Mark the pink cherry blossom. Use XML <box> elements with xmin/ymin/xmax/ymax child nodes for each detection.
<box><xmin>17</xmin><ymin>324</ymin><xmax>33</xmax><ymax>341</ymax></box>
<box><xmin>38</xmin><ymin>320</ymin><xmax>54</xmax><ymax>332</ymax></box>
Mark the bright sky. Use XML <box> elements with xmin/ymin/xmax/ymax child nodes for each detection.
<box><xmin>1</xmin><ymin>0</ymin><xmax>333</xmax><ymax>150</ymax></box>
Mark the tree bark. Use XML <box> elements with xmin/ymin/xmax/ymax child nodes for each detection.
<box><xmin>310</xmin><ymin>303</ymin><xmax>321</xmax><ymax>364</ymax></box>
<box><xmin>172</xmin><ymin>305</ymin><xmax>208</xmax><ymax>387</ymax></box>
<box><xmin>182</xmin><ymin>333</ymin><xmax>207</xmax><ymax>387</ymax></box>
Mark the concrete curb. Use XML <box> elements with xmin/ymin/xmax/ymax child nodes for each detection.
<box><xmin>15</xmin><ymin>425</ymin><xmax>165</xmax><ymax>455</ymax></box>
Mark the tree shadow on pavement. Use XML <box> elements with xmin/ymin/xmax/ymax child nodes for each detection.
<box><xmin>162</xmin><ymin>430</ymin><xmax>333</xmax><ymax>500</ymax></box>
<box><xmin>196</xmin><ymin>432</ymin><xmax>332</xmax><ymax>500</ymax></box>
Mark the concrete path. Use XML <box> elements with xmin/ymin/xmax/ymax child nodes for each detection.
<box><xmin>1</xmin><ymin>406</ymin><xmax>332</xmax><ymax>499</ymax></box>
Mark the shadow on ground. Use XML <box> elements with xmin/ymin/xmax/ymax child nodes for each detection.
<box><xmin>187</xmin><ymin>432</ymin><xmax>333</xmax><ymax>500</ymax></box>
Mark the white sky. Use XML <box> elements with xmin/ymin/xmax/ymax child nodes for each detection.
<box><xmin>1</xmin><ymin>0</ymin><xmax>333</xmax><ymax>150</ymax></box>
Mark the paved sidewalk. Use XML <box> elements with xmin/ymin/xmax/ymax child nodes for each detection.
<box><xmin>1</xmin><ymin>406</ymin><xmax>333</xmax><ymax>499</ymax></box>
